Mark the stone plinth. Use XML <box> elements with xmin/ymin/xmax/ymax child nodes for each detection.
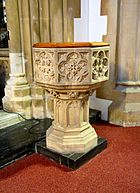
<box><xmin>109</xmin><ymin>85</ymin><xmax>140</xmax><ymax>127</ymax></box>
<box><xmin>3</xmin><ymin>0</ymin><xmax>32</xmax><ymax>118</ymax></box>
<box><xmin>3</xmin><ymin>73</ymin><xmax>31</xmax><ymax>118</ymax></box>
<box><xmin>33</xmin><ymin>42</ymin><xmax>110</xmax><ymax>154</ymax></box>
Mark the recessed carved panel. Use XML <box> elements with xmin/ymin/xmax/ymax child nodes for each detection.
<box><xmin>92</xmin><ymin>49</ymin><xmax>109</xmax><ymax>81</ymax></box>
<box><xmin>34</xmin><ymin>51</ymin><xmax>55</xmax><ymax>83</ymax></box>
<box><xmin>58</xmin><ymin>52</ymin><xmax>90</xmax><ymax>83</ymax></box>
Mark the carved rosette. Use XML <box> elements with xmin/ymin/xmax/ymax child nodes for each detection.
<box><xmin>91</xmin><ymin>49</ymin><xmax>109</xmax><ymax>81</ymax></box>
<box><xmin>68</xmin><ymin>91</ymin><xmax>79</xmax><ymax>99</ymax></box>
<box><xmin>58</xmin><ymin>51</ymin><xmax>90</xmax><ymax>84</ymax></box>
<box><xmin>34</xmin><ymin>51</ymin><xmax>55</xmax><ymax>84</ymax></box>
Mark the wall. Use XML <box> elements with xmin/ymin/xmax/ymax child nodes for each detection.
<box><xmin>74</xmin><ymin>0</ymin><xmax>112</xmax><ymax>120</ymax></box>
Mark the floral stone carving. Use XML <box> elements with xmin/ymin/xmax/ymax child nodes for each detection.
<box><xmin>58</xmin><ymin>52</ymin><xmax>89</xmax><ymax>83</ymax></box>
<box><xmin>34</xmin><ymin>51</ymin><xmax>55</xmax><ymax>84</ymax></box>
<box><xmin>92</xmin><ymin>49</ymin><xmax>109</xmax><ymax>81</ymax></box>
<box><xmin>33</xmin><ymin>42</ymin><xmax>110</xmax><ymax>154</ymax></box>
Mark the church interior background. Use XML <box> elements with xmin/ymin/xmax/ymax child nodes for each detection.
<box><xmin>0</xmin><ymin>0</ymin><xmax>139</xmax><ymax>193</ymax></box>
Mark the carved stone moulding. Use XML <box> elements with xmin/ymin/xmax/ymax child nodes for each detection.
<box><xmin>33</xmin><ymin>42</ymin><xmax>110</xmax><ymax>154</ymax></box>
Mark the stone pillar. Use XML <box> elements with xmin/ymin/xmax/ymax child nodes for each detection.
<box><xmin>18</xmin><ymin>0</ymin><xmax>35</xmax><ymax>83</ymax></box>
<box><xmin>47</xmin><ymin>94</ymin><xmax>97</xmax><ymax>153</ymax></box>
<box><xmin>3</xmin><ymin>0</ymin><xmax>31</xmax><ymax>118</ymax></box>
<box><xmin>49</xmin><ymin>0</ymin><xmax>63</xmax><ymax>42</ymax></box>
<box><xmin>63</xmin><ymin>0</ymin><xmax>81</xmax><ymax>42</ymax></box>
<box><xmin>109</xmin><ymin>0</ymin><xmax>140</xmax><ymax>126</ymax></box>
<box><xmin>39</xmin><ymin>0</ymin><xmax>50</xmax><ymax>42</ymax></box>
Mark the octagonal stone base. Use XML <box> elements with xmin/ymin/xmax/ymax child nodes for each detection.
<box><xmin>45</xmin><ymin>96</ymin><xmax>98</xmax><ymax>154</ymax></box>
<box><xmin>3</xmin><ymin>74</ymin><xmax>32</xmax><ymax>118</ymax></box>
<box><xmin>109</xmin><ymin>86</ymin><xmax>140</xmax><ymax>126</ymax></box>
<box><xmin>46</xmin><ymin>123</ymin><xmax>97</xmax><ymax>154</ymax></box>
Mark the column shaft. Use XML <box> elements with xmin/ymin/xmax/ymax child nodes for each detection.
<box><xmin>49</xmin><ymin>0</ymin><xmax>63</xmax><ymax>42</ymax></box>
<box><xmin>3</xmin><ymin>0</ymin><xmax>31</xmax><ymax>118</ymax></box>
<box><xmin>109</xmin><ymin>0</ymin><xmax>140</xmax><ymax>126</ymax></box>
<box><xmin>117</xmin><ymin>0</ymin><xmax>140</xmax><ymax>84</ymax></box>
<box><xmin>6</xmin><ymin>0</ymin><xmax>23</xmax><ymax>75</ymax></box>
<box><xmin>39</xmin><ymin>0</ymin><xmax>50</xmax><ymax>42</ymax></box>
<box><xmin>18</xmin><ymin>0</ymin><xmax>33</xmax><ymax>83</ymax></box>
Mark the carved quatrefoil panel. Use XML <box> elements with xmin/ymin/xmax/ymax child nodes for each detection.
<box><xmin>34</xmin><ymin>51</ymin><xmax>55</xmax><ymax>83</ymax></box>
<box><xmin>58</xmin><ymin>52</ymin><xmax>89</xmax><ymax>83</ymax></box>
<box><xmin>92</xmin><ymin>50</ymin><xmax>109</xmax><ymax>81</ymax></box>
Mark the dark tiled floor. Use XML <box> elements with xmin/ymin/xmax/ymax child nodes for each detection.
<box><xmin>0</xmin><ymin>118</ymin><xmax>53</xmax><ymax>168</ymax></box>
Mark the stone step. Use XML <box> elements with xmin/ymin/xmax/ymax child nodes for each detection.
<box><xmin>0</xmin><ymin>110</ymin><xmax>25</xmax><ymax>129</ymax></box>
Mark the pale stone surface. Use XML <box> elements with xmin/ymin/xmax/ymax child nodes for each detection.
<box><xmin>5</xmin><ymin>0</ymin><xmax>21</xmax><ymax>53</ymax></box>
<box><xmin>49</xmin><ymin>0</ymin><xmax>63</xmax><ymax>42</ymax></box>
<box><xmin>64</xmin><ymin>0</ymin><xmax>81</xmax><ymax>42</ymax></box>
<box><xmin>109</xmin><ymin>86</ymin><xmax>140</xmax><ymax>126</ymax></box>
<box><xmin>18</xmin><ymin>0</ymin><xmax>33</xmax><ymax>83</ymax></box>
<box><xmin>33</xmin><ymin>46</ymin><xmax>109</xmax><ymax>86</ymax></box>
<box><xmin>108</xmin><ymin>0</ymin><xmax>140</xmax><ymax>126</ymax></box>
<box><xmin>31</xmin><ymin>84</ymin><xmax>46</xmax><ymax>119</ymax></box>
<box><xmin>0</xmin><ymin>48</ymin><xmax>9</xmax><ymax>57</ymax></box>
<box><xmin>45</xmin><ymin>92</ymin><xmax>54</xmax><ymax>119</ymax></box>
<box><xmin>3</xmin><ymin>79</ymin><xmax>31</xmax><ymax>119</ymax></box>
<box><xmin>3</xmin><ymin>0</ymin><xmax>32</xmax><ymax>118</ymax></box>
<box><xmin>9</xmin><ymin>53</ymin><xmax>23</xmax><ymax>74</ymax></box>
<box><xmin>0</xmin><ymin>110</ymin><xmax>25</xmax><ymax>129</ymax></box>
<box><xmin>46</xmin><ymin>97</ymin><xmax>97</xmax><ymax>153</ymax></box>
<box><xmin>31</xmin><ymin>84</ymin><xmax>54</xmax><ymax>119</ymax></box>
<box><xmin>39</xmin><ymin>0</ymin><xmax>50</xmax><ymax>42</ymax></box>
<box><xmin>33</xmin><ymin>43</ymin><xmax>110</xmax><ymax>153</ymax></box>
<box><xmin>117</xmin><ymin>0</ymin><xmax>140</xmax><ymax>83</ymax></box>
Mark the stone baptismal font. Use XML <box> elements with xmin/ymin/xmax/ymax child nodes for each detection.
<box><xmin>33</xmin><ymin>42</ymin><xmax>110</xmax><ymax>167</ymax></box>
